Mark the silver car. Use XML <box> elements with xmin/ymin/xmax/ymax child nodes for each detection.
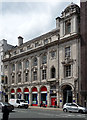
<box><xmin>63</xmin><ymin>103</ymin><xmax>87</xmax><ymax>113</ymax></box>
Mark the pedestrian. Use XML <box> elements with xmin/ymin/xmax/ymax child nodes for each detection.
<box><xmin>2</xmin><ymin>105</ymin><xmax>9</xmax><ymax>120</ymax></box>
<box><xmin>40</xmin><ymin>101</ymin><xmax>43</xmax><ymax>107</ymax></box>
<box><xmin>55</xmin><ymin>99</ymin><xmax>57</xmax><ymax>108</ymax></box>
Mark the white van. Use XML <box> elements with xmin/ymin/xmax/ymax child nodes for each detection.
<box><xmin>9</xmin><ymin>99</ymin><xmax>28</xmax><ymax>108</ymax></box>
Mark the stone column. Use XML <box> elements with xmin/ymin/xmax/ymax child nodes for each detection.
<box><xmin>38</xmin><ymin>92</ymin><xmax>40</xmax><ymax>106</ymax></box>
<box><xmin>59</xmin><ymin>92</ymin><xmax>63</xmax><ymax>108</ymax></box>
<box><xmin>37</xmin><ymin>56</ymin><xmax>40</xmax><ymax>83</ymax></box>
<box><xmin>21</xmin><ymin>61</ymin><xmax>24</xmax><ymax>84</ymax></box>
<box><xmin>15</xmin><ymin>62</ymin><xmax>17</xmax><ymax>85</ymax></box>
<box><xmin>47</xmin><ymin>91</ymin><xmax>50</xmax><ymax>107</ymax></box>
<box><xmin>29</xmin><ymin>58</ymin><xmax>32</xmax><ymax>83</ymax></box>
<box><xmin>56</xmin><ymin>91</ymin><xmax>59</xmax><ymax>107</ymax></box>
<box><xmin>29</xmin><ymin>92</ymin><xmax>32</xmax><ymax>106</ymax></box>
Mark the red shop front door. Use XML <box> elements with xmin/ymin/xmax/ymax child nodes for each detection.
<box><xmin>51</xmin><ymin>98</ymin><xmax>56</xmax><ymax>106</ymax></box>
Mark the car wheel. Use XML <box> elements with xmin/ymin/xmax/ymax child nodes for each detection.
<box><xmin>25</xmin><ymin>106</ymin><xmax>28</xmax><ymax>109</ymax></box>
<box><xmin>79</xmin><ymin>110</ymin><xmax>83</xmax><ymax>113</ymax></box>
<box><xmin>63</xmin><ymin>108</ymin><xmax>67</xmax><ymax>112</ymax></box>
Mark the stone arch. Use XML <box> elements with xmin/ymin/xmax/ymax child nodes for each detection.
<box><xmin>60</xmin><ymin>84</ymin><xmax>73</xmax><ymax>104</ymax></box>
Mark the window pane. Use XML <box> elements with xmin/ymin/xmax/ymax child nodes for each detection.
<box><xmin>51</xmin><ymin>67</ymin><xmax>56</xmax><ymax>78</ymax></box>
<box><xmin>65</xmin><ymin>46</ymin><xmax>71</xmax><ymax>57</ymax></box>
<box><xmin>33</xmin><ymin>58</ymin><xmax>37</xmax><ymax>66</ymax></box>
<box><xmin>65</xmin><ymin>65</ymin><xmax>71</xmax><ymax>77</ymax></box>
<box><xmin>42</xmin><ymin>55</ymin><xmax>47</xmax><ymax>64</ymax></box>
<box><xmin>42</xmin><ymin>69</ymin><xmax>46</xmax><ymax>80</ymax></box>
<box><xmin>25</xmin><ymin>60</ymin><xmax>29</xmax><ymax>68</ymax></box>
<box><xmin>65</xmin><ymin>20</ymin><xmax>71</xmax><ymax>34</ymax></box>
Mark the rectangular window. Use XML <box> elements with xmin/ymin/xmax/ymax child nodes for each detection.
<box><xmin>27</xmin><ymin>45</ymin><xmax>31</xmax><ymax>50</ymax></box>
<box><xmin>18</xmin><ymin>74</ymin><xmax>21</xmax><ymax>83</ymax></box>
<box><xmin>33</xmin><ymin>71</ymin><xmax>37</xmax><ymax>81</ymax></box>
<box><xmin>65</xmin><ymin>65</ymin><xmax>71</xmax><ymax>77</ymax></box>
<box><xmin>65</xmin><ymin>46</ymin><xmax>71</xmax><ymax>58</ymax></box>
<box><xmin>42</xmin><ymin>69</ymin><xmax>46</xmax><ymax>80</ymax></box>
<box><xmin>51</xmin><ymin>51</ymin><xmax>56</xmax><ymax>58</ymax></box>
<box><xmin>42</xmin><ymin>55</ymin><xmax>47</xmax><ymax>64</ymax></box>
<box><xmin>20</xmin><ymin>48</ymin><xmax>23</xmax><ymax>53</ymax></box>
<box><xmin>65</xmin><ymin>20</ymin><xmax>71</xmax><ymax>34</ymax></box>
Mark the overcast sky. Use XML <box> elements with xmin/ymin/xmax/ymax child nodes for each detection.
<box><xmin>0</xmin><ymin>0</ymin><xmax>80</xmax><ymax>46</ymax></box>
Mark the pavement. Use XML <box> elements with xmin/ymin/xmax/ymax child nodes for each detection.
<box><xmin>29</xmin><ymin>106</ymin><xmax>63</xmax><ymax>111</ymax></box>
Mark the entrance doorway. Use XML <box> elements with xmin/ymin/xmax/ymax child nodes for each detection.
<box><xmin>62</xmin><ymin>85</ymin><xmax>72</xmax><ymax>105</ymax></box>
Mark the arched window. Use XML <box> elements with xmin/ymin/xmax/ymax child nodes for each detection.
<box><xmin>33</xmin><ymin>57</ymin><xmax>37</xmax><ymax>66</ymax></box>
<box><xmin>18</xmin><ymin>62</ymin><xmax>22</xmax><ymax>70</ymax></box>
<box><xmin>25</xmin><ymin>60</ymin><xmax>29</xmax><ymax>68</ymax></box>
<box><xmin>12</xmin><ymin>64</ymin><xmax>15</xmax><ymax>71</ymax></box>
<box><xmin>51</xmin><ymin>67</ymin><xmax>56</xmax><ymax>78</ymax></box>
<box><xmin>65</xmin><ymin>20</ymin><xmax>71</xmax><ymax>34</ymax></box>
<box><xmin>5</xmin><ymin>76</ymin><xmax>8</xmax><ymax>84</ymax></box>
<box><xmin>42</xmin><ymin>55</ymin><xmax>47</xmax><ymax>64</ymax></box>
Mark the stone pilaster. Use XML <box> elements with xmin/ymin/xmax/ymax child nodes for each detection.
<box><xmin>47</xmin><ymin>91</ymin><xmax>50</xmax><ymax>107</ymax></box>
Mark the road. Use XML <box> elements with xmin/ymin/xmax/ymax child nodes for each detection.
<box><xmin>0</xmin><ymin>108</ymin><xmax>87</xmax><ymax>120</ymax></box>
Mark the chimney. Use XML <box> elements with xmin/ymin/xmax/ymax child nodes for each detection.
<box><xmin>56</xmin><ymin>17</ymin><xmax>60</xmax><ymax>29</ymax></box>
<box><xmin>18</xmin><ymin>36</ymin><xmax>23</xmax><ymax>46</ymax></box>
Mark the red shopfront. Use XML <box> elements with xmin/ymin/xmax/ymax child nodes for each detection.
<box><xmin>17</xmin><ymin>88</ymin><xmax>22</xmax><ymax>99</ymax></box>
<box><xmin>11</xmin><ymin>89</ymin><xmax>15</xmax><ymax>99</ymax></box>
<box><xmin>41</xmin><ymin>86</ymin><xmax>47</xmax><ymax>106</ymax></box>
<box><xmin>24</xmin><ymin>88</ymin><xmax>29</xmax><ymax>104</ymax></box>
<box><xmin>32</xmin><ymin>87</ymin><xmax>38</xmax><ymax>106</ymax></box>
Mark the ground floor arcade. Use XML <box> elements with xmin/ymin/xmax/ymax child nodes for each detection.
<box><xmin>4</xmin><ymin>84</ymin><xmax>77</xmax><ymax>108</ymax></box>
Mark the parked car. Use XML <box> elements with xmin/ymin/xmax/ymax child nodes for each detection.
<box><xmin>9</xmin><ymin>99</ymin><xmax>28</xmax><ymax>108</ymax></box>
<box><xmin>63</xmin><ymin>103</ymin><xmax>87</xmax><ymax>113</ymax></box>
<box><xmin>0</xmin><ymin>102</ymin><xmax>14</xmax><ymax>112</ymax></box>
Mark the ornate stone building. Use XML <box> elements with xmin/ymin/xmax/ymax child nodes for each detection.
<box><xmin>3</xmin><ymin>3</ymin><xmax>80</xmax><ymax>107</ymax></box>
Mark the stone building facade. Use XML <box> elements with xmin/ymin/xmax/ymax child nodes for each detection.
<box><xmin>3</xmin><ymin>3</ymin><xmax>80</xmax><ymax>107</ymax></box>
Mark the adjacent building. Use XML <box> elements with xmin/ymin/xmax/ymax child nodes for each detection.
<box><xmin>0</xmin><ymin>39</ymin><xmax>13</xmax><ymax>102</ymax></box>
<box><xmin>2</xmin><ymin>3</ymin><xmax>80</xmax><ymax>107</ymax></box>
<box><xmin>80</xmin><ymin>1</ymin><xmax>87</xmax><ymax>107</ymax></box>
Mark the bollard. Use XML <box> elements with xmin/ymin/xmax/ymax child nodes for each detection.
<box><xmin>2</xmin><ymin>105</ymin><xmax>9</xmax><ymax>120</ymax></box>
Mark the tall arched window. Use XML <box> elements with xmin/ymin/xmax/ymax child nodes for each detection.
<box><xmin>33</xmin><ymin>57</ymin><xmax>37</xmax><ymax>66</ymax></box>
<box><xmin>25</xmin><ymin>60</ymin><xmax>29</xmax><ymax>68</ymax></box>
<box><xmin>18</xmin><ymin>62</ymin><xmax>22</xmax><ymax>70</ymax></box>
<box><xmin>5</xmin><ymin>76</ymin><xmax>8</xmax><ymax>84</ymax></box>
<box><xmin>51</xmin><ymin>67</ymin><xmax>56</xmax><ymax>78</ymax></box>
<box><xmin>65</xmin><ymin>20</ymin><xmax>71</xmax><ymax>34</ymax></box>
<box><xmin>12</xmin><ymin>64</ymin><xmax>15</xmax><ymax>71</ymax></box>
<box><xmin>42</xmin><ymin>55</ymin><xmax>47</xmax><ymax>64</ymax></box>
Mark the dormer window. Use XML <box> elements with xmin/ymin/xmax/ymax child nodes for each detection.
<box><xmin>20</xmin><ymin>48</ymin><xmax>23</xmax><ymax>53</ymax></box>
<box><xmin>44</xmin><ymin>39</ymin><xmax>48</xmax><ymax>45</ymax></box>
<box><xmin>65</xmin><ymin>20</ymin><xmax>71</xmax><ymax>34</ymax></box>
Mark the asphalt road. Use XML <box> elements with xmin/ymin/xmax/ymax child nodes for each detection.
<box><xmin>0</xmin><ymin>108</ymin><xmax>87</xmax><ymax>120</ymax></box>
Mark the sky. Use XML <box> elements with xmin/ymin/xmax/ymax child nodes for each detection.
<box><xmin>0</xmin><ymin>0</ymin><xmax>80</xmax><ymax>46</ymax></box>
